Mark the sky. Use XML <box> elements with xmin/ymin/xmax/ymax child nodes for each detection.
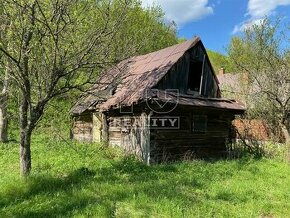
<box><xmin>141</xmin><ymin>0</ymin><xmax>290</xmax><ymax>54</ymax></box>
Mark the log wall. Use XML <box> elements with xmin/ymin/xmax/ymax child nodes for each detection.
<box><xmin>108</xmin><ymin>112</ymin><xmax>150</xmax><ymax>163</ymax></box>
<box><xmin>150</xmin><ymin>109</ymin><xmax>234</xmax><ymax>163</ymax></box>
<box><xmin>72</xmin><ymin>107</ymin><xmax>235</xmax><ymax>163</ymax></box>
<box><xmin>72</xmin><ymin>113</ymin><xmax>93</xmax><ymax>142</ymax></box>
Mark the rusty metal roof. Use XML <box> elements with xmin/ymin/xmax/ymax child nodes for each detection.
<box><xmin>71</xmin><ymin>37</ymin><xmax>245</xmax><ymax>115</ymax></box>
<box><xmin>148</xmin><ymin>90</ymin><xmax>245</xmax><ymax>112</ymax></box>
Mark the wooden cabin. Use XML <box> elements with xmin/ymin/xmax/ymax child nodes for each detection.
<box><xmin>71</xmin><ymin>38</ymin><xmax>245</xmax><ymax>163</ymax></box>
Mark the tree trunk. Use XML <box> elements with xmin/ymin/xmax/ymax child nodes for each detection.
<box><xmin>281</xmin><ymin>124</ymin><xmax>290</xmax><ymax>145</ymax></box>
<box><xmin>19</xmin><ymin>93</ymin><xmax>32</xmax><ymax>176</ymax></box>
<box><xmin>0</xmin><ymin>94</ymin><xmax>8</xmax><ymax>142</ymax></box>
<box><xmin>0</xmin><ymin>66</ymin><xmax>9</xmax><ymax>142</ymax></box>
<box><xmin>20</xmin><ymin>128</ymin><xmax>32</xmax><ymax>176</ymax></box>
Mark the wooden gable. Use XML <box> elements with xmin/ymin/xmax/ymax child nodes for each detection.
<box><xmin>154</xmin><ymin>41</ymin><xmax>220</xmax><ymax>98</ymax></box>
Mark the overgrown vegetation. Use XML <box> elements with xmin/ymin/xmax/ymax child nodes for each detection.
<box><xmin>0</xmin><ymin>1</ymin><xmax>289</xmax><ymax>216</ymax></box>
<box><xmin>0</xmin><ymin>135</ymin><xmax>290</xmax><ymax>217</ymax></box>
<box><xmin>228</xmin><ymin>17</ymin><xmax>290</xmax><ymax>143</ymax></box>
<box><xmin>0</xmin><ymin>0</ymin><xmax>178</xmax><ymax>176</ymax></box>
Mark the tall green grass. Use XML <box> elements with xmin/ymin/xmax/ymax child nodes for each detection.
<box><xmin>1</xmin><ymin>135</ymin><xmax>290</xmax><ymax>217</ymax></box>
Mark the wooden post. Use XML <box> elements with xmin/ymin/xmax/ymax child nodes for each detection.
<box><xmin>141</xmin><ymin>112</ymin><xmax>151</xmax><ymax>165</ymax></box>
<box><xmin>101</xmin><ymin>113</ymin><xmax>109</xmax><ymax>145</ymax></box>
<box><xmin>199</xmin><ymin>54</ymin><xmax>206</xmax><ymax>96</ymax></box>
<box><xmin>92</xmin><ymin>112</ymin><xmax>102</xmax><ymax>143</ymax></box>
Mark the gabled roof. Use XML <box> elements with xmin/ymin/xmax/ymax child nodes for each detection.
<box><xmin>71</xmin><ymin>38</ymin><xmax>244</xmax><ymax>115</ymax></box>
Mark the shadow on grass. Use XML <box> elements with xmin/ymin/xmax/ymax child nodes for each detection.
<box><xmin>0</xmin><ymin>168</ymin><xmax>96</xmax><ymax>214</ymax></box>
<box><xmin>10</xmin><ymin>195</ymin><xmax>98</xmax><ymax>218</ymax></box>
<box><xmin>0</xmin><ymin>160</ymin><xmax>178</xmax><ymax>217</ymax></box>
<box><xmin>95</xmin><ymin>156</ymin><xmax>206</xmax><ymax>201</ymax></box>
<box><xmin>0</xmin><ymin>155</ymin><xmax>257</xmax><ymax>217</ymax></box>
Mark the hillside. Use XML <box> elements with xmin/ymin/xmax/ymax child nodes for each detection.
<box><xmin>207</xmin><ymin>50</ymin><xmax>236</xmax><ymax>73</ymax></box>
<box><xmin>1</xmin><ymin>135</ymin><xmax>290</xmax><ymax>217</ymax></box>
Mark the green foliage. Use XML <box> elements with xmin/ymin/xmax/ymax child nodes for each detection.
<box><xmin>207</xmin><ymin>50</ymin><xmax>236</xmax><ymax>74</ymax></box>
<box><xmin>227</xmin><ymin>17</ymin><xmax>290</xmax><ymax>141</ymax></box>
<box><xmin>0</xmin><ymin>135</ymin><xmax>290</xmax><ymax>217</ymax></box>
<box><xmin>108</xmin><ymin>1</ymin><xmax>178</xmax><ymax>58</ymax></box>
<box><xmin>2</xmin><ymin>0</ymin><xmax>178</xmax><ymax>140</ymax></box>
<box><xmin>229</xmin><ymin>140</ymin><xmax>288</xmax><ymax>160</ymax></box>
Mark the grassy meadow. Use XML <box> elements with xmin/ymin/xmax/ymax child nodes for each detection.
<box><xmin>0</xmin><ymin>134</ymin><xmax>290</xmax><ymax>218</ymax></box>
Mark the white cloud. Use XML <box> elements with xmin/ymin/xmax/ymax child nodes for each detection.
<box><xmin>141</xmin><ymin>0</ymin><xmax>213</xmax><ymax>26</ymax></box>
<box><xmin>248</xmin><ymin>0</ymin><xmax>290</xmax><ymax>18</ymax></box>
<box><xmin>232</xmin><ymin>0</ymin><xmax>290</xmax><ymax>34</ymax></box>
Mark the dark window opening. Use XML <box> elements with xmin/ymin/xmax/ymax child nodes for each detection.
<box><xmin>188</xmin><ymin>61</ymin><xmax>203</xmax><ymax>92</ymax></box>
<box><xmin>192</xmin><ymin>115</ymin><xmax>207</xmax><ymax>133</ymax></box>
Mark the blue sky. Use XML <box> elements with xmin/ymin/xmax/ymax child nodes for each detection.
<box><xmin>142</xmin><ymin>0</ymin><xmax>290</xmax><ymax>54</ymax></box>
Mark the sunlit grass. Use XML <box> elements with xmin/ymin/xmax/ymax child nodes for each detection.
<box><xmin>0</xmin><ymin>135</ymin><xmax>290</xmax><ymax>217</ymax></box>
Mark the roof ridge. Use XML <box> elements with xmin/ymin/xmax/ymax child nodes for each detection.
<box><xmin>129</xmin><ymin>37</ymin><xmax>200</xmax><ymax>60</ymax></box>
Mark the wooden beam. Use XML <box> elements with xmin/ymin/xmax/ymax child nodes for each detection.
<box><xmin>101</xmin><ymin>113</ymin><xmax>109</xmax><ymax>145</ymax></box>
<box><xmin>92</xmin><ymin>112</ymin><xmax>102</xmax><ymax>143</ymax></box>
<box><xmin>141</xmin><ymin>112</ymin><xmax>151</xmax><ymax>165</ymax></box>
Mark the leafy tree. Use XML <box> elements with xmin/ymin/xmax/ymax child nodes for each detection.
<box><xmin>228</xmin><ymin>18</ymin><xmax>290</xmax><ymax>143</ymax></box>
<box><xmin>207</xmin><ymin>50</ymin><xmax>236</xmax><ymax>74</ymax></box>
<box><xmin>0</xmin><ymin>4</ymin><xmax>10</xmax><ymax>142</ymax></box>
<box><xmin>104</xmin><ymin>2</ymin><xmax>177</xmax><ymax>59</ymax></box>
<box><xmin>0</xmin><ymin>0</ymin><xmax>177</xmax><ymax>176</ymax></box>
<box><xmin>39</xmin><ymin>1</ymin><xmax>178</xmax><ymax>134</ymax></box>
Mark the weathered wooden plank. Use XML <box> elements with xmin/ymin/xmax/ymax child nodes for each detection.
<box><xmin>92</xmin><ymin>112</ymin><xmax>102</xmax><ymax>143</ymax></box>
<box><xmin>140</xmin><ymin>112</ymin><xmax>151</xmax><ymax>165</ymax></box>
<box><xmin>72</xmin><ymin>114</ymin><xmax>93</xmax><ymax>142</ymax></box>
<box><xmin>101</xmin><ymin>113</ymin><xmax>109</xmax><ymax>144</ymax></box>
